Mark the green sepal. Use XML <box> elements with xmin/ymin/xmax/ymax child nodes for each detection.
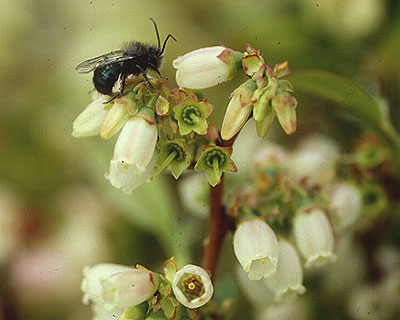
<box><xmin>158</xmin><ymin>277</ymin><xmax>173</xmax><ymax>298</ymax></box>
<box><xmin>194</xmin><ymin>146</ymin><xmax>237</xmax><ymax>186</ymax></box>
<box><xmin>174</xmin><ymin>94</ymin><xmax>213</xmax><ymax>135</ymax></box>
<box><xmin>156</xmin><ymin>140</ymin><xmax>191</xmax><ymax>179</ymax></box>
<box><xmin>119</xmin><ymin>303</ymin><xmax>148</xmax><ymax>320</ymax></box>
<box><xmin>160</xmin><ymin>297</ymin><xmax>182</xmax><ymax>320</ymax></box>
<box><xmin>145</xmin><ymin>311</ymin><xmax>166</xmax><ymax>320</ymax></box>
<box><xmin>163</xmin><ymin>257</ymin><xmax>177</xmax><ymax>283</ymax></box>
<box><xmin>255</xmin><ymin>107</ymin><xmax>275</xmax><ymax>137</ymax></box>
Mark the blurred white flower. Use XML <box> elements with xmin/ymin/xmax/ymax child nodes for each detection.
<box><xmin>264</xmin><ymin>239</ymin><xmax>306</xmax><ymax>302</ymax></box>
<box><xmin>233</xmin><ymin>217</ymin><xmax>279</xmax><ymax>280</ymax></box>
<box><xmin>374</xmin><ymin>245</ymin><xmax>400</xmax><ymax>275</ymax></box>
<box><xmin>172</xmin><ymin>264</ymin><xmax>213</xmax><ymax>309</ymax></box>
<box><xmin>82</xmin><ymin>264</ymin><xmax>158</xmax><ymax>310</ymax></box>
<box><xmin>289</xmin><ymin>134</ymin><xmax>340</xmax><ymax>185</ymax></box>
<box><xmin>293</xmin><ymin>208</ymin><xmax>336</xmax><ymax>268</ymax></box>
<box><xmin>236</xmin><ymin>266</ymin><xmax>273</xmax><ymax>308</ymax></box>
<box><xmin>105</xmin><ymin>111</ymin><xmax>158</xmax><ymax>194</ymax></box>
<box><xmin>178</xmin><ymin>174</ymin><xmax>209</xmax><ymax>219</ymax></box>
<box><xmin>257</xmin><ymin>298</ymin><xmax>309</xmax><ymax>320</ymax></box>
<box><xmin>72</xmin><ymin>95</ymin><xmax>109</xmax><ymax>137</ymax></box>
<box><xmin>321</xmin><ymin>234</ymin><xmax>366</xmax><ymax>295</ymax></box>
<box><xmin>329</xmin><ymin>182</ymin><xmax>362</xmax><ymax>232</ymax></box>
<box><xmin>173</xmin><ymin>46</ymin><xmax>241</xmax><ymax>89</ymax></box>
<box><xmin>253</xmin><ymin>142</ymin><xmax>289</xmax><ymax>169</ymax></box>
<box><xmin>347</xmin><ymin>284</ymin><xmax>395</xmax><ymax>320</ymax></box>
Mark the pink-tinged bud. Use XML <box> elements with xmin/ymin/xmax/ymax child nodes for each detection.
<box><xmin>233</xmin><ymin>217</ymin><xmax>279</xmax><ymax>280</ymax></box>
<box><xmin>293</xmin><ymin>208</ymin><xmax>336</xmax><ymax>268</ymax></box>
<box><xmin>72</xmin><ymin>95</ymin><xmax>109</xmax><ymax>137</ymax></box>
<box><xmin>82</xmin><ymin>264</ymin><xmax>158</xmax><ymax>310</ymax></box>
<box><xmin>271</xmin><ymin>92</ymin><xmax>297</xmax><ymax>135</ymax></box>
<box><xmin>264</xmin><ymin>239</ymin><xmax>306</xmax><ymax>302</ymax></box>
<box><xmin>173</xmin><ymin>46</ymin><xmax>242</xmax><ymax>90</ymax></box>
<box><xmin>221</xmin><ymin>79</ymin><xmax>257</xmax><ymax>140</ymax></box>
<box><xmin>330</xmin><ymin>182</ymin><xmax>362</xmax><ymax>232</ymax></box>
<box><xmin>172</xmin><ymin>264</ymin><xmax>214</xmax><ymax>309</ymax></box>
<box><xmin>105</xmin><ymin>109</ymin><xmax>158</xmax><ymax>194</ymax></box>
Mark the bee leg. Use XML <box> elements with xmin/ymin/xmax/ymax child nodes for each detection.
<box><xmin>154</xmin><ymin>68</ymin><xmax>168</xmax><ymax>80</ymax></box>
<box><xmin>136</xmin><ymin>65</ymin><xmax>152</xmax><ymax>90</ymax></box>
<box><xmin>104</xmin><ymin>75</ymin><xmax>127</xmax><ymax>104</ymax></box>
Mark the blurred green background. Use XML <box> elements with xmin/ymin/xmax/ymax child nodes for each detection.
<box><xmin>1</xmin><ymin>0</ymin><xmax>399</xmax><ymax>319</ymax></box>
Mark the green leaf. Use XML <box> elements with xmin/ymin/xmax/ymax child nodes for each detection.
<box><xmin>287</xmin><ymin>70</ymin><xmax>400</xmax><ymax>150</ymax></box>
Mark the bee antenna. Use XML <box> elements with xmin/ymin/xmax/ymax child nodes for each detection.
<box><xmin>160</xmin><ymin>34</ymin><xmax>177</xmax><ymax>55</ymax></box>
<box><xmin>149</xmin><ymin>18</ymin><xmax>161</xmax><ymax>49</ymax></box>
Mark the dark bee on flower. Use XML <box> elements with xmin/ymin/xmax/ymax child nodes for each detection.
<box><xmin>76</xmin><ymin>18</ymin><xmax>176</xmax><ymax>102</ymax></box>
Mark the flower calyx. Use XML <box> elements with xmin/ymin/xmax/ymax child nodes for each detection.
<box><xmin>173</xmin><ymin>94</ymin><xmax>213</xmax><ymax>136</ymax></box>
<box><xmin>194</xmin><ymin>146</ymin><xmax>237</xmax><ymax>187</ymax></box>
<box><xmin>154</xmin><ymin>140</ymin><xmax>191</xmax><ymax>179</ymax></box>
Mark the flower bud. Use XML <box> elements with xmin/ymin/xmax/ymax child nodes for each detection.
<box><xmin>293</xmin><ymin>208</ymin><xmax>336</xmax><ymax>268</ymax></box>
<box><xmin>72</xmin><ymin>95</ymin><xmax>109</xmax><ymax>137</ymax></box>
<box><xmin>330</xmin><ymin>182</ymin><xmax>362</xmax><ymax>232</ymax></box>
<box><xmin>100</xmin><ymin>98</ymin><xmax>129</xmax><ymax>140</ymax></box>
<box><xmin>105</xmin><ymin>109</ymin><xmax>158</xmax><ymax>194</ymax></box>
<box><xmin>264</xmin><ymin>239</ymin><xmax>306</xmax><ymax>302</ymax></box>
<box><xmin>81</xmin><ymin>263</ymin><xmax>133</xmax><ymax>305</ymax></box>
<box><xmin>173</xmin><ymin>46</ymin><xmax>242</xmax><ymax>89</ymax></box>
<box><xmin>82</xmin><ymin>264</ymin><xmax>158</xmax><ymax>310</ymax></box>
<box><xmin>271</xmin><ymin>91</ymin><xmax>297</xmax><ymax>135</ymax></box>
<box><xmin>221</xmin><ymin>79</ymin><xmax>257</xmax><ymax>140</ymax></box>
<box><xmin>172</xmin><ymin>264</ymin><xmax>213</xmax><ymax>309</ymax></box>
<box><xmin>233</xmin><ymin>217</ymin><xmax>279</xmax><ymax>280</ymax></box>
<box><xmin>102</xmin><ymin>269</ymin><xmax>158</xmax><ymax>308</ymax></box>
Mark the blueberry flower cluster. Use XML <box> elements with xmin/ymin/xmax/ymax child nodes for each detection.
<box><xmin>81</xmin><ymin>259</ymin><xmax>213</xmax><ymax>320</ymax></box>
<box><xmin>228</xmin><ymin>135</ymin><xmax>371</xmax><ymax>302</ymax></box>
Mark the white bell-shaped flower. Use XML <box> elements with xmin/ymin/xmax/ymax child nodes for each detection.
<box><xmin>105</xmin><ymin>109</ymin><xmax>158</xmax><ymax>194</ymax></box>
<box><xmin>233</xmin><ymin>217</ymin><xmax>279</xmax><ymax>280</ymax></box>
<box><xmin>264</xmin><ymin>239</ymin><xmax>306</xmax><ymax>302</ymax></box>
<box><xmin>293</xmin><ymin>208</ymin><xmax>336</xmax><ymax>268</ymax></box>
<box><xmin>81</xmin><ymin>264</ymin><xmax>158</xmax><ymax>310</ymax></box>
<box><xmin>329</xmin><ymin>182</ymin><xmax>362</xmax><ymax>232</ymax></box>
<box><xmin>173</xmin><ymin>46</ymin><xmax>241</xmax><ymax>90</ymax></box>
<box><xmin>172</xmin><ymin>264</ymin><xmax>213</xmax><ymax>309</ymax></box>
<box><xmin>72</xmin><ymin>95</ymin><xmax>109</xmax><ymax>137</ymax></box>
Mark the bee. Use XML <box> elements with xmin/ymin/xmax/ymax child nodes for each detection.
<box><xmin>75</xmin><ymin>18</ymin><xmax>176</xmax><ymax>102</ymax></box>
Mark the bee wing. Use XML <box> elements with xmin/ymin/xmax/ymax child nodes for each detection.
<box><xmin>75</xmin><ymin>50</ymin><xmax>136</xmax><ymax>73</ymax></box>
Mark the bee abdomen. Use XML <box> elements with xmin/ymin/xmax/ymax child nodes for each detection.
<box><xmin>93</xmin><ymin>64</ymin><xmax>122</xmax><ymax>96</ymax></box>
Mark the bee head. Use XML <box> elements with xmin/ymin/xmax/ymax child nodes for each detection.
<box><xmin>148</xmin><ymin>47</ymin><xmax>163</xmax><ymax>70</ymax></box>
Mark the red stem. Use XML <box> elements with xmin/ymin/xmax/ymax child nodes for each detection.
<box><xmin>202</xmin><ymin>135</ymin><xmax>237</xmax><ymax>278</ymax></box>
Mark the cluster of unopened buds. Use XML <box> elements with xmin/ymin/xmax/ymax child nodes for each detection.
<box><xmin>81</xmin><ymin>259</ymin><xmax>214</xmax><ymax>320</ymax></box>
<box><xmin>72</xmin><ymin>44</ymin><xmax>297</xmax><ymax>192</ymax></box>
